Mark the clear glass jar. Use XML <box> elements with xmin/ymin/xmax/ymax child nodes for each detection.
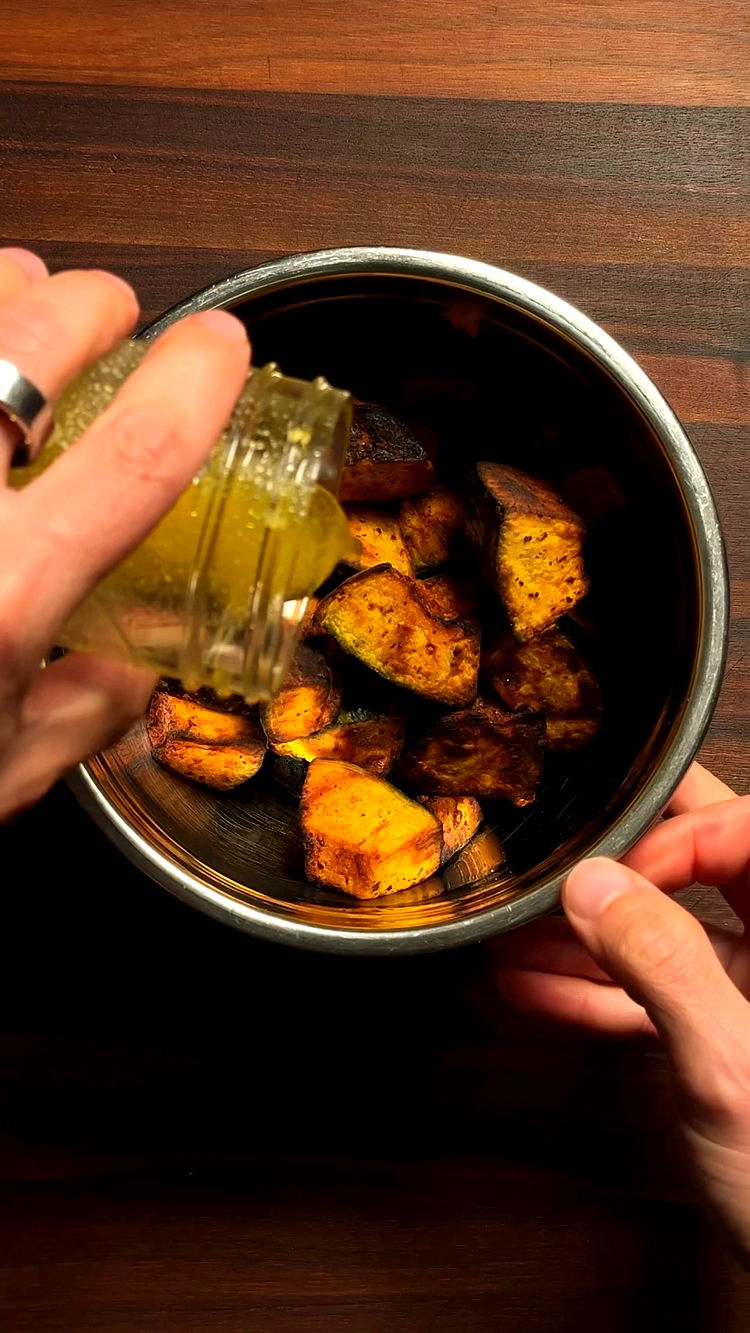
<box><xmin>13</xmin><ymin>341</ymin><xmax>354</xmax><ymax>700</ymax></box>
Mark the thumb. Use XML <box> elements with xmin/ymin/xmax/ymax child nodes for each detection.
<box><xmin>563</xmin><ymin>858</ymin><xmax>750</xmax><ymax>1141</ymax></box>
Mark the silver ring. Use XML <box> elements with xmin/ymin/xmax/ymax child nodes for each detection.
<box><xmin>0</xmin><ymin>358</ymin><xmax>53</xmax><ymax>466</ymax></box>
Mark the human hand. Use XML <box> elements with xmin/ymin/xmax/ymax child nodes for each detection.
<box><xmin>495</xmin><ymin>762</ymin><xmax>750</xmax><ymax>1256</ymax></box>
<box><xmin>0</xmin><ymin>247</ymin><xmax>250</xmax><ymax>817</ymax></box>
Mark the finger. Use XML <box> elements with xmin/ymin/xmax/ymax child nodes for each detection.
<box><xmin>492</xmin><ymin>915</ymin><xmax>613</xmax><ymax>983</ymax></box>
<box><xmin>497</xmin><ymin>967</ymin><xmax>656</xmax><ymax>1037</ymax></box>
<box><xmin>0</xmin><ymin>652</ymin><xmax>155</xmax><ymax>820</ymax></box>
<box><xmin>563</xmin><ymin>858</ymin><xmax>750</xmax><ymax>1140</ymax></box>
<box><xmin>0</xmin><ymin>268</ymin><xmax>138</xmax><ymax>468</ymax></box>
<box><xmin>666</xmin><ymin>761</ymin><xmax>736</xmax><ymax>816</ymax></box>
<box><xmin>624</xmin><ymin>795</ymin><xmax>750</xmax><ymax>922</ymax></box>
<box><xmin>0</xmin><ymin>248</ymin><xmax>48</xmax><ymax>300</ymax></box>
<box><xmin>9</xmin><ymin>309</ymin><xmax>250</xmax><ymax>650</ymax></box>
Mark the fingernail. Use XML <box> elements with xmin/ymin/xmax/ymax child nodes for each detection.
<box><xmin>192</xmin><ymin>308</ymin><xmax>249</xmax><ymax>345</ymax></box>
<box><xmin>89</xmin><ymin>269</ymin><xmax>138</xmax><ymax>306</ymax></box>
<box><xmin>564</xmin><ymin>858</ymin><xmax>634</xmax><ymax>921</ymax></box>
<box><xmin>1</xmin><ymin>247</ymin><xmax>48</xmax><ymax>281</ymax></box>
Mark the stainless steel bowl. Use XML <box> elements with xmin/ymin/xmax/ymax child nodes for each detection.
<box><xmin>69</xmin><ymin>248</ymin><xmax>728</xmax><ymax>954</ymax></box>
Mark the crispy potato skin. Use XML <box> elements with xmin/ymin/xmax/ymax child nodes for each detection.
<box><xmin>485</xmin><ymin>627</ymin><xmax>601</xmax><ymax>715</ymax></box>
<box><xmin>463</xmin><ymin>463</ymin><xmax>588</xmax><ymax>640</ymax></box>
<box><xmin>339</xmin><ymin>403</ymin><xmax>435</xmax><ymax>502</ymax></box>
<box><xmin>417</xmin><ymin>795</ymin><xmax>483</xmax><ymax>863</ymax></box>
<box><xmin>317</xmin><ymin>565</ymin><xmax>480</xmax><ymax>706</ymax></box>
<box><xmin>399</xmin><ymin>488</ymin><xmax>463</xmax><ymax>571</ymax></box>
<box><xmin>415</xmin><ymin>574</ymin><xmax>480</xmax><ymax>624</ymax></box>
<box><xmin>272</xmin><ymin>712</ymin><xmax>406</xmax><ymax>775</ymax></box>
<box><xmin>343</xmin><ymin>505</ymin><xmax>414</xmax><ymax>576</ymax></box>
<box><xmin>399</xmin><ymin>701</ymin><xmax>543</xmax><ymax>805</ymax></box>
<box><xmin>301</xmin><ymin>759</ymin><xmax>442</xmax><ymax>898</ymax></box>
<box><xmin>260</xmin><ymin>643</ymin><xmax>341</xmax><ymax>744</ymax></box>
<box><xmin>147</xmin><ymin>693</ymin><xmax>267</xmax><ymax>790</ymax></box>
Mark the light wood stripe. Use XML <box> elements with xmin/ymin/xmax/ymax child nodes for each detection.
<box><xmin>2</xmin><ymin>1</ymin><xmax>748</xmax><ymax>106</ymax></box>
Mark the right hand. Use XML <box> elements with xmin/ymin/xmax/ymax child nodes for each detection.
<box><xmin>0</xmin><ymin>247</ymin><xmax>250</xmax><ymax>817</ymax></box>
<box><xmin>496</xmin><ymin>764</ymin><xmax>750</xmax><ymax>1259</ymax></box>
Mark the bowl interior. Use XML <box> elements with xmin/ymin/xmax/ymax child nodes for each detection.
<box><xmin>86</xmin><ymin>271</ymin><xmax>704</xmax><ymax>942</ymax></box>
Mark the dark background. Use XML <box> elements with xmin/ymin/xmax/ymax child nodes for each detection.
<box><xmin>1</xmin><ymin>3</ymin><xmax>749</xmax><ymax>1328</ymax></box>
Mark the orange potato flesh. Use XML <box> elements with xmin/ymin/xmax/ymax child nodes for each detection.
<box><xmin>485</xmin><ymin>627</ymin><xmax>601</xmax><ymax>715</ymax></box>
<box><xmin>399</xmin><ymin>701</ymin><xmax>543</xmax><ymax>806</ymax></box>
<box><xmin>399</xmin><ymin>487</ymin><xmax>463</xmax><ymax>571</ymax></box>
<box><xmin>463</xmin><ymin>463</ymin><xmax>588</xmax><ymax>640</ymax></box>
<box><xmin>260</xmin><ymin>642</ymin><xmax>341</xmax><ymax>744</ymax></box>
<box><xmin>545</xmin><ymin>713</ymin><xmax>602</xmax><ymax>750</ymax></box>
<box><xmin>147</xmin><ymin>693</ymin><xmax>267</xmax><ymax>790</ymax></box>
<box><xmin>417</xmin><ymin>795</ymin><xmax>483</xmax><ymax>863</ymax></box>
<box><xmin>317</xmin><ymin>565</ymin><xmax>479</xmax><ymax>706</ymax></box>
<box><xmin>343</xmin><ymin>505</ymin><xmax>414</xmax><ymax>576</ymax></box>
<box><xmin>272</xmin><ymin>713</ymin><xmax>406</xmax><ymax>775</ymax></box>
<box><xmin>301</xmin><ymin>759</ymin><xmax>442</xmax><ymax>898</ymax></box>
<box><xmin>415</xmin><ymin>573</ymin><xmax>480</xmax><ymax>624</ymax></box>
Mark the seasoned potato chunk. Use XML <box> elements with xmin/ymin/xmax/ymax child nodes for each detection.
<box><xmin>485</xmin><ymin>627</ymin><xmax>601</xmax><ymax>715</ymax></box>
<box><xmin>463</xmin><ymin>463</ymin><xmax>588</xmax><ymax>640</ymax></box>
<box><xmin>343</xmin><ymin>505</ymin><xmax>414</xmax><ymax>576</ymax></box>
<box><xmin>147</xmin><ymin>693</ymin><xmax>267</xmax><ymax>790</ymax></box>
<box><xmin>544</xmin><ymin>714</ymin><xmax>602</xmax><ymax>751</ymax></box>
<box><xmin>301</xmin><ymin>759</ymin><xmax>442</xmax><ymax>898</ymax></box>
<box><xmin>415</xmin><ymin>573</ymin><xmax>480</xmax><ymax>624</ymax></box>
<box><xmin>272</xmin><ymin>708</ymin><xmax>406</xmax><ymax>775</ymax></box>
<box><xmin>317</xmin><ymin>565</ymin><xmax>479</xmax><ymax>706</ymax></box>
<box><xmin>260</xmin><ymin>643</ymin><xmax>341</xmax><ymax>744</ymax></box>
<box><xmin>418</xmin><ymin>796</ymin><xmax>483</xmax><ymax>863</ymax></box>
<box><xmin>399</xmin><ymin>488</ymin><xmax>463</xmax><ymax>571</ymax></box>
<box><xmin>399</xmin><ymin>701</ymin><xmax>543</xmax><ymax>805</ymax></box>
<box><xmin>339</xmin><ymin>403</ymin><xmax>435</xmax><ymax>502</ymax></box>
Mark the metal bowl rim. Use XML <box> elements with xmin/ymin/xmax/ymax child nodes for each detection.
<box><xmin>72</xmin><ymin>246</ymin><xmax>729</xmax><ymax>955</ymax></box>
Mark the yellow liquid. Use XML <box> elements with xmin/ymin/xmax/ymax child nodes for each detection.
<box><xmin>15</xmin><ymin>342</ymin><xmax>354</xmax><ymax>694</ymax></box>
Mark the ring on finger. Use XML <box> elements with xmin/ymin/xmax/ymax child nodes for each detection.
<box><xmin>0</xmin><ymin>358</ymin><xmax>52</xmax><ymax>466</ymax></box>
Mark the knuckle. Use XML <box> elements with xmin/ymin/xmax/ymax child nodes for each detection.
<box><xmin>103</xmin><ymin>404</ymin><xmax>184</xmax><ymax>490</ymax></box>
<box><xmin>0</xmin><ymin>299</ymin><xmax>65</xmax><ymax>373</ymax></box>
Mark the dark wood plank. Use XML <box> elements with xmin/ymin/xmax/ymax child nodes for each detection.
<box><xmin>2</xmin><ymin>0</ymin><xmax>748</xmax><ymax>105</ymax></box>
<box><xmin>1</xmin><ymin>87</ymin><xmax>748</xmax><ymax>271</ymax></box>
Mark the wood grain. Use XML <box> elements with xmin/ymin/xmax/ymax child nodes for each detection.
<box><xmin>2</xmin><ymin>0</ymin><xmax>748</xmax><ymax>105</ymax></box>
<box><xmin>1</xmin><ymin>19</ymin><xmax>750</xmax><ymax>1332</ymax></box>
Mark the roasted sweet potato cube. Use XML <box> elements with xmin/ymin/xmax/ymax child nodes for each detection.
<box><xmin>343</xmin><ymin>506</ymin><xmax>414</xmax><ymax>576</ymax></box>
<box><xmin>272</xmin><ymin>708</ymin><xmax>406</xmax><ymax>775</ymax></box>
<box><xmin>545</xmin><ymin>713</ymin><xmax>602</xmax><ymax>750</ymax></box>
<box><xmin>418</xmin><ymin>796</ymin><xmax>483</xmax><ymax>863</ymax></box>
<box><xmin>415</xmin><ymin>573</ymin><xmax>480</xmax><ymax>624</ymax></box>
<box><xmin>399</xmin><ymin>701</ymin><xmax>543</xmax><ymax>805</ymax></box>
<box><xmin>147</xmin><ymin>693</ymin><xmax>266</xmax><ymax>790</ymax></box>
<box><xmin>463</xmin><ymin>463</ymin><xmax>588</xmax><ymax>640</ymax></box>
<box><xmin>339</xmin><ymin>403</ymin><xmax>435</xmax><ymax>502</ymax></box>
<box><xmin>485</xmin><ymin>627</ymin><xmax>602</xmax><ymax>716</ymax></box>
<box><xmin>399</xmin><ymin>488</ymin><xmax>463</xmax><ymax>571</ymax></box>
<box><xmin>260</xmin><ymin>642</ymin><xmax>341</xmax><ymax>744</ymax></box>
<box><xmin>301</xmin><ymin>759</ymin><xmax>442</xmax><ymax>898</ymax></box>
<box><xmin>317</xmin><ymin>565</ymin><xmax>479</xmax><ymax>706</ymax></box>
